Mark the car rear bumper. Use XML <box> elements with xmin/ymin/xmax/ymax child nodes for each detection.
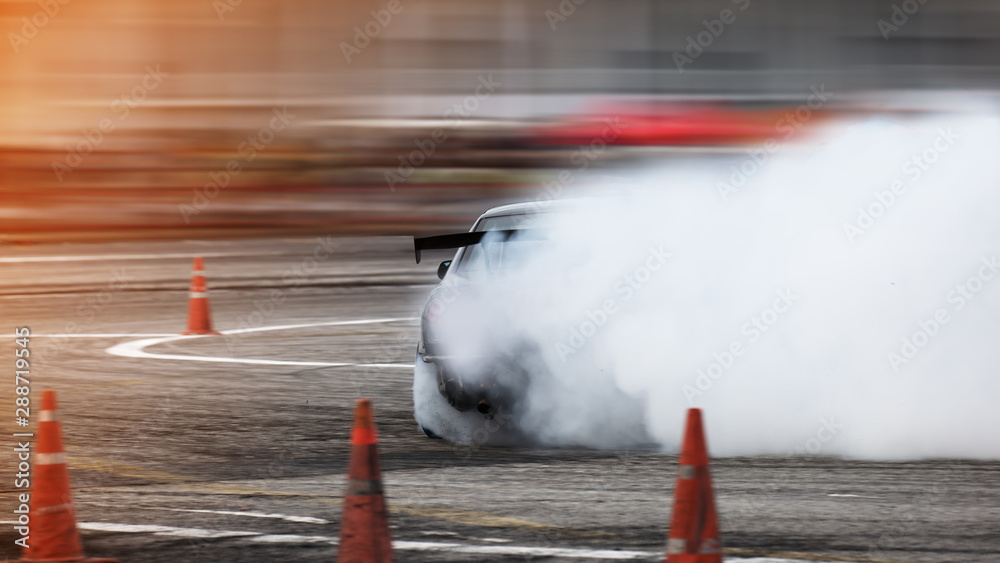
<box><xmin>420</xmin><ymin>351</ymin><xmax>528</xmax><ymax>417</ymax></box>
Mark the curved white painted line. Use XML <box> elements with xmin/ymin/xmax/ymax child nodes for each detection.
<box><xmin>75</xmin><ymin>522</ymin><xmax>661</xmax><ymax>559</ymax></box>
<box><xmin>106</xmin><ymin>317</ymin><xmax>417</xmax><ymax>369</ymax></box>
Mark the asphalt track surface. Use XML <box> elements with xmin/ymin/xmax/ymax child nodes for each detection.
<box><xmin>0</xmin><ymin>237</ymin><xmax>997</xmax><ymax>562</ymax></box>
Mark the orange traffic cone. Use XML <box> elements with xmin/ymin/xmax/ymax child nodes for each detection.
<box><xmin>183</xmin><ymin>257</ymin><xmax>219</xmax><ymax>335</ymax></box>
<box><xmin>665</xmin><ymin>408</ymin><xmax>722</xmax><ymax>563</ymax></box>
<box><xmin>337</xmin><ymin>399</ymin><xmax>394</xmax><ymax>563</ymax></box>
<box><xmin>2</xmin><ymin>390</ymin><xmax>116</xmax><ymax>563</ymax></box>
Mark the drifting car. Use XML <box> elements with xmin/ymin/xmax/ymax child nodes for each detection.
<box><xmin>411</xmin><ymin>201</ymin><xmax>559</xmax><ymax>442</ymax></box>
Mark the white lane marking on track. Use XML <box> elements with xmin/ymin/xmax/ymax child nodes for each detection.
<box><xmin>393</xmin><ymin>541</ymin><xmax>658</xmax><ymax>559</ymax></box>
<box><xmin>223</xmin><ymin>317</ymin><xmax>416</xmax><ymax>336</ymax></box>
<box><xmin>139</xmin><ymin>507</ymin><xmax>329</xmax><ymax>524</ymax></box>
<box><xmin>734</xmin><ymin>560</ymin><xmax>844</xmax><ymax>563</ymax></box>
<box><xmin>417</xmin><ymin>531</ymin><xmax>512</xmax><ymax>543</ymax></box>
<box><xmin>105</xmin><ymin>317</ymin><xmax>417</xmax><ymax>369</ymax></box>
<box><xmin>250</xmin><ymin>534</ymin><xmax>333</xmax><ymax>543</ymax></box>
<box><xmin>75</xmin><ymin>522</ymin><xmax>662</xmax><ymax>559</ymax></box>
<box><xmin>79</xmin><ymin>522</ymin><xmax>258</xmax><ymax>539</ymax></box>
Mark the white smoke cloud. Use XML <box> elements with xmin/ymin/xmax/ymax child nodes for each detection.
<box><xmin>432</xmin><ymin>108</ymin><xmax>1000</xmax><ymax>459</ymax></box>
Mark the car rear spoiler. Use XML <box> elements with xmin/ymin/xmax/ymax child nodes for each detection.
<box><xmin>413</xmin><ymin>229</ymin><xmax>547</xmax><ymax>263</ymax></box>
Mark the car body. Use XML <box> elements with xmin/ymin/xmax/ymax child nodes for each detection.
<box><xmin>411</xmin><ymin>201</ymin><xmax>561</xmax><ymax>442</ymax></box>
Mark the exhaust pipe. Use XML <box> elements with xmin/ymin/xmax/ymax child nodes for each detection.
<box><xmin>477</xmin><ymin>399</ymin><xmax>493</xmax><ymax>415</ymax></box>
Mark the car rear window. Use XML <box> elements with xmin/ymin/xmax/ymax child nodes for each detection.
<box><xmin>457</xmin><ymin>213</ymin><xmax>547</xmax><ymax>275</ymax></box>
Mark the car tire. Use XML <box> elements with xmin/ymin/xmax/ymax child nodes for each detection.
<box><xmin>418</xmin><ymin>423</ymin><xmax>442</xmax><ymax>439</ymax></box>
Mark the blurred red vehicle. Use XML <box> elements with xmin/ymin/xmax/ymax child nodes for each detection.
<box><xmin>527</xmin><ymin>102</ymin><xmax>781</xmax><ymax>147</ymax></box>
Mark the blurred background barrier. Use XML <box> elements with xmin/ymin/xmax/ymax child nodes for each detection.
<box><xmin>2</xmin><ymin>0</ymin><xmax>999</xmax><ymax>241</ymax></box>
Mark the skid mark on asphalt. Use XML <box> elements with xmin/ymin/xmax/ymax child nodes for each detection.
<box><xmin>0</xmin><ymin>516</ymin><xmax>905</xmax><ymax>562</ymax></box>
<box><xmin>65</xmin><ymin>453</ymin><xmax>314</xmax><ymax>498</ymax></box>
<box><xmin>104</xmin><ymin>317</ymin><xmax>417</xmax><ymax>369</ymax></box>
<box><xmin>61</xmin><ymin>372</ymin><xmax>209</xmax><ymax>390</ymax></box>
<box><xmin>60</xmin><ymin>323</ymin><xmax>913</xmax><ymax>563</ymax></box>
<box><xmin>62</xmin><ymin>452</ymin><xmax>630</xmax><ymax>544</ymax></box>
<box><xmin>10</xmin><ymin>520</ymin><xmax>883</xmax><ymax>562</ymax></box>
<box><xmin>63</xmin><ymin>453</ymin><xmax>565</xmax><ymax>530</ymax></box>
<box><xmin>60</xmin><ymin>454</ymin><xmax>912</xmax><ymax>563</ymax></box>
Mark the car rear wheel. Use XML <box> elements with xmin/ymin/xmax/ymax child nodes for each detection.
<box><xmin>418</xmin><ymin>423</ymin><xmax>442</xmax><ymax>439</ymax></box>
